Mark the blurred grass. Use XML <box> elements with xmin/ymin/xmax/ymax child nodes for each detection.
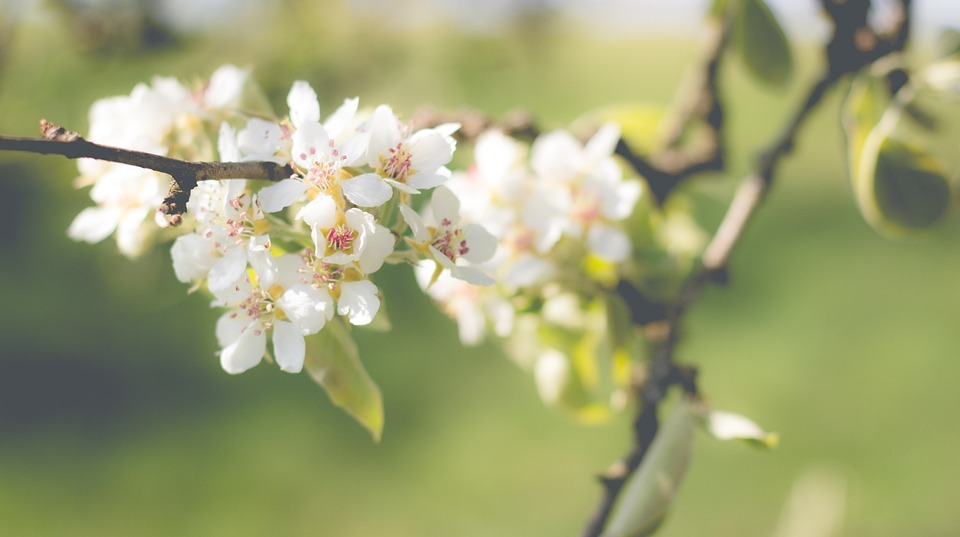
<box><xmin>1</xmin><ymin>3</ymin><xmax>959</xmax><ymax>537</ymax></box>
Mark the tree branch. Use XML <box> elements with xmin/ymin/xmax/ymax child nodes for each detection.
<box><xmin>607</xmin><ymin>12</ymin><xmax>732</xmax><ymax>207</ymax></box>
<box><xmin>581</xmin><ymin>2</ymin><xmax>913</xmax><ymax>537</ymax></box>
<box><xmin>0</xmin><ymin>119</ymin><xmax>294</xmax><ymax>221</ymax></box>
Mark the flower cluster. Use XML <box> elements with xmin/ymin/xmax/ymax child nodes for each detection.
<box><xmin>416</xmin><ymin>126</ymin><xmax>647</xmax><ymax>419</ymax></box>
<box><xmin>68</xmin><ymin>65</ymin><xmax>686</xmax><ymax>426</ymax></box>
<box><xmin>69</xmin><ymin>66</ymin><xmax>496</xmax><ymax>382</ymax></box>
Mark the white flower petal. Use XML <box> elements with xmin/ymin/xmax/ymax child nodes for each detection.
<box><xmin>287</xmin><ymin>80</ymin><xmax>320</xmax><ymax>128</ymax></box>
<box><xmin>407</xmin><ymin>170</ymin><xmax>449</xmax><ymax>190</ymax></box>
<box><xmin>278</xmin><ymin>284</ymin><xmax>334</xmax><ymax>334</ymax></box>
<box><xmin>272</xmin><ymin>320</ymin><xmax>305</xmax><ymax>374</ymax></box>
<box><xmin>247</xmin><ymin>246</ymin><xmax>277</xmax><ymax>288</ymax></box>
<box><xmin>272</xmin><ymin>253</ymin><xmax>309</xmax><ymax>289</ymax></box>
<box><xmin>453</xmin><ymin>300</ymin><xmax>486</xmax><ymax>346</ymax></box>
<box><xmin>451</xmin><ymin>265</ymin><xmax>495</xmax><ymax>286</ymax></box>
<box><xmin>238</xmin><ymin>118</ymin><xmax>287</xmax><ymax>164</ymax></box>
<box><xmin>217</xmin><ymin>122</ymin><xmax>241</xmax><ymax>162</ymax></box>
<box><xmin>337</xmin><ymin>130</ymin><xmax>370</xmax><ymax>166</ymax></box>
<box><xmin>383</xmin><ymin>178</ymin><xmax>420</xmax><ymax>194</ymax></box>
<box><xmin>504</xmin><ymin>254</ymin><xmax>553</xmax><ymax>288</ymax></box>
<box><xmin>291</xmin><ymin>120</ymin><xmax>330</xmax><ymax>169</ymax></box>
<box><xmin>257</xmin><ymin>179</ymin><xmax>307</xmax><ymax>213</ymax></box>
<box><xmin>67</xmin><ymin>207</ymin><xmax>120</xmax><ymax>243</ymax></box>
<box><xmin>208</xmin><ymin>248</ymin><xmax>248</xmax><ymax>293</ymax></box>
<box><xmin>399</xmin><ymin>204</ymin><xmax>429</xmax><ymax>241</ymax></box>
<box><xmin>475</xmin><ymin>129</ymin><xmax>520</xmax><ymax>181</ymax></box>
<box><xmin>220</xmin><ymin>322</ymin><xmax>266</xmax><ymax>374</ymax></box>
<box><xmin>585</xmin><ymin>122</ymin><xmax>620</xmax><ymax>161</ymax></box>
<box><xmin>171</xmin><ymin>233</ymin><xmax>216</xmax><ymax>283</ymax></box>
<box><xmin>531</xmin><ymin>130</ymin><xmax>583</xmax><ymax>182</ymax></box>
<box><xmin>535</xmin><ymin>349</ymin><xmax>570</xmax><ymax>405</ymax></box>
<box><xmin>365</xmin><ymin>105</ymin><xmax>401</xmax><ymax>168</ymax></box>
<box><xmin>605</xmin><ymin>180</ymin><xmax>642</xmax><ymax>221</ymax></box>
<box><xmin>341</xmin><ymin>173</ymin><xmax>393</xmax><ymax>207</ymax></box>
<box><xmin>115</xmin><ymin>207</ymin><xmax>152</xmax><ymax>257</ymax></box>
<box><xmin>408</xmin><ymin>129</ymin><xmax>455</xmax><ymax>171</ymax></box>
<box><xmin>215</xmin><ymin>311</ymin><xmax>246</xmax><ymax>347</ymax></box>
<box><xmin>587</xmin><ymin>224</ymin><xmax>631</xmax><ymax>263</ymax></box>
<box><xmin>461</xmin><ymin>223</ymin><xmax>497</xmax><ymax>263</ymax></box>
<box><xmin>358</xmin><ymin>224</ymin><xmax>395</xmax><ymax>274</ymax></box>
<box><xmin>323</xmin><ymin>97</ymin><xmax>358</xmax><ymax>140</ymax></box>
<box><xmin>296</xmin><ymin>194</ymin><xmax>338</xmax><ymax>229</ymax></box>
<box><xmin>428</xmin><ymin>245</ymin><xmax>457</xmax><ymax>270</ymax></box>
<box><xmin>205</xmin><ymin>64</ymin><xmax>250</xmax><ymax>109</ymax></box>
<box><xmin>430</xmin><ymin>186</ymin><xmax>461</xmax><ymax>226</ymax></box>
<box><xmin>338</xmin><ymin>280</ymin><xmax>381</xmax><ymax>325</ymax></box>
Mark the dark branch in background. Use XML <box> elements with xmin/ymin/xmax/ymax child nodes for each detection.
<box><xmin>411</xmin><ymin>107</ymin><xmax>541</xmax><ymax>141</ymax></box>
<box><xmin>0</xmin><ymin>120</ymin><xmax>294</xmax><ymax>223</ymax></box>
<box><xmin>415</xmin><ymin>14</ymin><xmax>732</xmax><ymax>207</ymax></box>
<box><xmin>631</xmin><ymin>13</ymin><xmax>732</xmax><ymax>204</ymax></box>
<box><xmin>580</xmin><ymin>2</ymin><xmax>912</xmax><ymax>537</ymax></box>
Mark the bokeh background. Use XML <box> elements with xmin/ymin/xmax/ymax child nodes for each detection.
<box><xmin>1</xmin><ymin>1</ymin><xmax>959</xmax><ymax>536</ymax></box>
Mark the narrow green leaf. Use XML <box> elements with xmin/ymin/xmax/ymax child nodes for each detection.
<box><xmin>600</xmin><ymin>399</ymin><xmax>696</xmax><ymax>537</ymax></box>
<box><xmin>702</xmin><ymin>409</ymin><xmax>779</xmax><ymax>449</ymax></box>
<box><xmin>733</xmin><ymin>0</ymin><xmax>793</xmax><ymax>87</ymax></box>
<box><xmin>303</xmin><ymin>321</ymin><xmax>384</xmax><ymax>441</ymax></box>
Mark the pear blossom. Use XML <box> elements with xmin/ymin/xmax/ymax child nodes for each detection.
<box><xmin>171</xmin><ymin>179</ymin><xmax>274</xmax><ymax>293</ymax></box>
<box><xmin>365</xmin><ymin>105</ymin><xmax>458</xmax><ymax>195</ymax></box>
<box><xmin>528</xmin><ymin>123</ymin><xmax>642</xmax><ymax>262</ymax></box>
<box><xmin>259</xmin><ymin>81</ymin><xmax>388</xmax><ymax>213</ymax></box>
<box><xmin>69</xmin><ymin>75</ymin><xmax>202</xmax><ymax>256</ymax></box>
<box><xmin>298</xmin><ymin>202</ymin><xmax>394</xmax><ymax>270</ymax></box>
<box><xmin>68</xmin><ymin>166</ymin><xmax>167</xmax><ymax>257</ymax></box>
<box><xmin>213</xmin><ymin>254</ymin><xmax>334</xmax><ymax>374</ymax></box>
<box><xmin>401</xmin><ymin>186</ymin><xmax>496</xmax><ymax>286</ymax></box>
<box><xmin>297</xmin><ymin>253</ymin><xmax>383</xmax><ymax>326</ymax></box>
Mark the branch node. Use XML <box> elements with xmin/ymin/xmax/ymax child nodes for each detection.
<box><xmin>39</xmin><ymin>119</ymin><xmax>81</xmax><ymax>142</ymax></box>
<box><xmin>158</xmin><ymin>179</ymin><xmax>191</xmax><ymax>222</ymax></box>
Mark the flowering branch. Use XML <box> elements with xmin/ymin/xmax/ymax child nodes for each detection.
<box><xmin>0</xmin><ymin>119</ymin><xmax>293</xmax><ymax>222</ymax></box>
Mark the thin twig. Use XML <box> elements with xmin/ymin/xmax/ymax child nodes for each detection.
<box><xmin>0</xmin><ymin>120</ymin><xmax>294</xmax><ymax>219</ymax></box>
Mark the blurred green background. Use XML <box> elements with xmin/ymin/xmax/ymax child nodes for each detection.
<box><xmin>1</xmin><ymin>1</ymin><xmax>959</xmax><ymax>536</ymax></box>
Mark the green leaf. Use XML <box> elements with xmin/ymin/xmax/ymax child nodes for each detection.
<box><xmin>303</xmin><ymin>321</ymin><xmax>384</xmax><ymax>441</ymax></box>
<box><xmin>600</xmin><ymin>399</ymin><xmax>696</xmax><ymax>537</ymax></box>
<box><xmin>843</xmin><ymin>76</ymin><xmax>951</xmax><ymax>235</ymax></box>
<box><xmin>701</xmin><ymin>409</ymin><xmax>778</xmax><ymax>449</ymax></box>
<box><xmin>733</xmin><ymin>0</ymin><xmax>793</xmax><ymax>87</ymax></box>
<box><xmin>865</xmin><ymin>136</ymin><xmax>951</xmax><ymax>232</ymax></box>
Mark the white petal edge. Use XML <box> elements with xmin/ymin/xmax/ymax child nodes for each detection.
<box><xmin>338</xmin><ymin>280</ymin><xmax>381</xmax><ymax>325</ymax></box>
<box><xmin>273</xmin><ymin>320</ymin><xmax>305</xmax><ymax>373</ymax></box>
<box><xmin>257</xmin><ymin>179</ymin><xmax>307</xmax><ymax>213</ymax></box>
<box><xmin>341</xmin><ymin>173</ymin><xmax>393</xmax><ymax>207</ymax></box>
